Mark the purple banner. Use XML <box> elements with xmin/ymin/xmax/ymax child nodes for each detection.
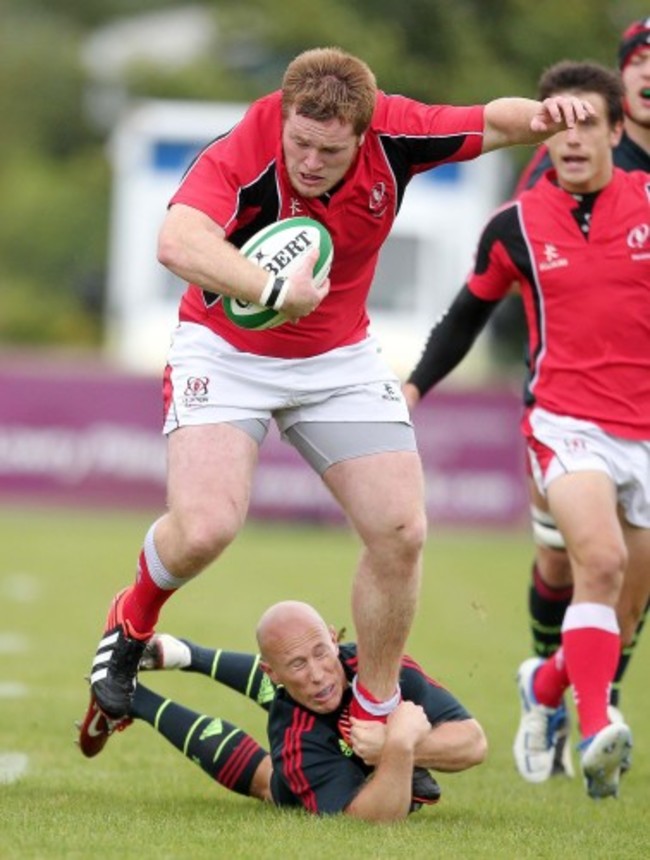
<box><xmin>0</xmin><ymin>359</ymin><xmax>527</xmax><ymax>525</ymax></box>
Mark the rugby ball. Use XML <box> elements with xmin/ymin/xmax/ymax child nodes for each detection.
<box><xmin>223</xmin><ymin>217</ymin><xmax>333</xmax><ymax>330</ymax></box>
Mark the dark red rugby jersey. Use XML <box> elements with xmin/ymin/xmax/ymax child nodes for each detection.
<box><xmin>169</xmin><ymin>90</ymin><xmax>484</xmax><ymax>358</ymax></box>
<box><xmin>468</xmin><ymin>168</ymin><xmax>650</xmax><ymax>439</ymax></box>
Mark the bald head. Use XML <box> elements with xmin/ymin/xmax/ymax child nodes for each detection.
<box><xmin>256</xmin><ymin>600</ymin><xmax>329</xmax><ymax>660</ymax></box>
<box><xmin>255</xmin><ymin>601</ymin><xmax>346</xmax><ymax>713</ymax></box>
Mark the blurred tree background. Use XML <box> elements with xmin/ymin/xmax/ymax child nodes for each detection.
<box><xmin>1</xmin><ymin>0</ymin><xmax>647</xmax><ymax>349</ymax></box>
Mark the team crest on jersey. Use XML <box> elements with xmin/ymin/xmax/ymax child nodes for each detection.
<box><xmin>183</xmin><ymin>376</ymin><xmax>210</xmax><ymax>407</ymax></box>
<box><xmin>627</xmin><ymin>222</ymin><xmax>650</xmax><ymax>259</ymax></box>
<box><xmin>369</xmin><ymin>182</ymin><xmax>388</xmax><ymax>217</ymax></box>
<box><xmin>538</xmin><ymin>243</ymin><xmax>568</xmax><ymax>271</ymax></box>
<box><xmin>627</xmin><ymin>223</ymin><xmax>649</xmax><ymax>248</ymax></box>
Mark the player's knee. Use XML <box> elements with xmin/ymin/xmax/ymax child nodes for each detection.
<box><xmin>176</xmin><ymin>510</ymin><xmax>242</xmax><ymax>566</ymax></box>
<box><xmin>579</xmin><ymin>541</ymin><xmax>627</xmax><ymax>596</ymax></box>
<box><xmin>391</xmin><ymin>509</ymin><xmax>428</xmax><ymax>557</ymax></box>
<box><xmin>359</xmin><ymin>506</ymin><xmax>426</xmax><ymax>568</ymax></box>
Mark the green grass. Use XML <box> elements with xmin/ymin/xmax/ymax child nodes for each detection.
<box><xmin>0</xmin><ymin>506</ymin><xmax>648</xmax><ymax>859</ymax></box>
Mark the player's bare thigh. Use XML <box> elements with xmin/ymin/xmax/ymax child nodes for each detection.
<box><xmin>283</xmin><ymin>418</ymin><xmax>424</xmax><ymax>538</ymax></box>
<box><xmin>158</xmin><ymin>423</ymin><xmax>259</xmax><ymax>571</ymax></box>
<box><xmin>547</xmin><ymin>471</ymin><xmax>625</xmax><ymax>605</ymax></box>
<box><xmin>324</xmin><ymin>449</ymin><xmax>426</xmax><ymax>542</ymax></box>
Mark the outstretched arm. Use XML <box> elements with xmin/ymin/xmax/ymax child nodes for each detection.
<box><xmin>482</xmin><ymin>94</ymin><xmax>595</xmax><ymax>152</ymax></box>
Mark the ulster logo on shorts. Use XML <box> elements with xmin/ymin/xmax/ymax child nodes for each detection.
<box><xmin>183</xmin><ymin>376</ymin><xmax>210</xmax><ymax>407</ymax></box>
<box><xmin>563</xmin><ymin>435</ymin><xmax>587</xmax><ymax>455</ymax></box>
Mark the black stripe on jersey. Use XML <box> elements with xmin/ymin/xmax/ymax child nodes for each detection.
<box><xmin>477</xmin><ymin>201</ymin><xmax>543</xmax><ymax>404</ymax></box>
<box><xmin>474</xmin><ymin>203</ymin><xmax>527</xmax><ymax>275</ymax></box>
<box><xmin>379</xmin><ymin>134</ymin><xmax>472</xmax><ymax>211</ymax></box>
<box><xmin>228</xmin><ymin>163</ymin><xmax>282</xmax><ymax>249</ymax></box>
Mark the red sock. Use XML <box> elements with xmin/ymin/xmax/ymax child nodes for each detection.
<box><xmin>532</xmin><ymin>649</ymin><xmax>569</xmax><ymax>708</ymax></box>
<box><xmin>122</xmin><ymin>549</ymin><xmax>177</xmax><ymax>635</ymax></box>
<box><xmin>349</xmin><ymin>697</ymin><xmax>385</xmax><ymax>723</ymax></box>
<box><xmin>563</xmin><ymin>626</ymin><xmax>619</xmax><ymax>739</ymax></box>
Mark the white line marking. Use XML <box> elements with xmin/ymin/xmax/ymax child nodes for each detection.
<box><xmin>0</xmin><ymin>752</ymin><xmax>29</xmax><ymax>784</ymax></box>
<box><xmin>1</xmin><ymin>573</ymin><xmax>40</xmax><ymax>602</ymax></box>
<box><xmin>0</xmin><ymin>633</ymin><xmax>29</xmax><ymax>654</ymax></box>
<box><xmin>0</xmin><ymin>682</ymin><xmax>28</xmax><ymax>699</ymax></box>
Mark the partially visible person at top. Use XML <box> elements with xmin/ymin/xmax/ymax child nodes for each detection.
<box><xmin>403</xmin><ymin>60</ymin><xmax>649</xmax><ymax>799</ymax></box>
<box><xmin>510</xmin><ymin>18</ymin><xmax>650</xmax><ymax>745</ymax></box>
<box><xmin>77</xmin><ymin>45</ymin><xmax>594</xmax><ymax>758</ymax></box>
<box><xmin>79</xmin><ymin>601</ymin><xmax>487</xmax><ymax>823</ymax></box>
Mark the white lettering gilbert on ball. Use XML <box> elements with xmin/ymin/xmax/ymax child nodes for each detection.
<box><xmin>222</xmin><ymin>217</ymin><xmax>333</xmax><ymax>330</ymax></box>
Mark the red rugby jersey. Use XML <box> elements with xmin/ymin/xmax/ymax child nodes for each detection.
<box><xmin>468</xmin><ymin>168</ymin><xmax>650</xmax><ymax>439</ymax></box>
<box><xmin>169</xmin><ymin>90</ymin><xmax>485</xmax><ymax>357</ymax></box>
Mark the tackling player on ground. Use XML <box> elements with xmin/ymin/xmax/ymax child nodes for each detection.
<box><xmin>79</xmin><ymin>601</ymin><xmax>486</xmax><ymax>823</ymax></box>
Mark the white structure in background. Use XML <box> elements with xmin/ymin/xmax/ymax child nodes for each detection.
<box><xmin>104</xmin><ymin>98</ymin><xmax>511</xmax><ymax>377</ymax></box>
<box><xmin>81</xmin><ymin>6</ymin><xmax>217</xmax><ymax>132</ymax></box>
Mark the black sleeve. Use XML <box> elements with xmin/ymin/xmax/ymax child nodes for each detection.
<box><xmin>407</xmin><ymin>285</ymin><xmax>499</xmax><ymax>398</ymax></box>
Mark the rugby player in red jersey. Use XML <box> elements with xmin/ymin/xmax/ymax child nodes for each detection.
<box><xmin>404</xmin><ymin>60</ymin><xmax>649</xmax><ymax>799</ymax></box>
<box><xmin>78</xmin><ymin>46</ymin><xmax>593</xmax><ymax>758</ymax></box>
<box><xmin>502</xmin><ymin>20</ymin><xmax>650</xmax><ymax>762</ymax></box>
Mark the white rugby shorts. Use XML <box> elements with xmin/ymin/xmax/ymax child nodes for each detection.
<box><xmin>525</xmin><ymin>406</ymin><xmax>650</xmax><ymax>528</ymax></box>
<box><xmin>162</xmin><ymin>323</ymin><xmax>415</xmax><ymax>471</ymax></box>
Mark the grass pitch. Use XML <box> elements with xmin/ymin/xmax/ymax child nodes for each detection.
<box><xmin>0</xmin><ymin>506</ymin><xmax>648</xmax><ymax>859</ymax></box>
